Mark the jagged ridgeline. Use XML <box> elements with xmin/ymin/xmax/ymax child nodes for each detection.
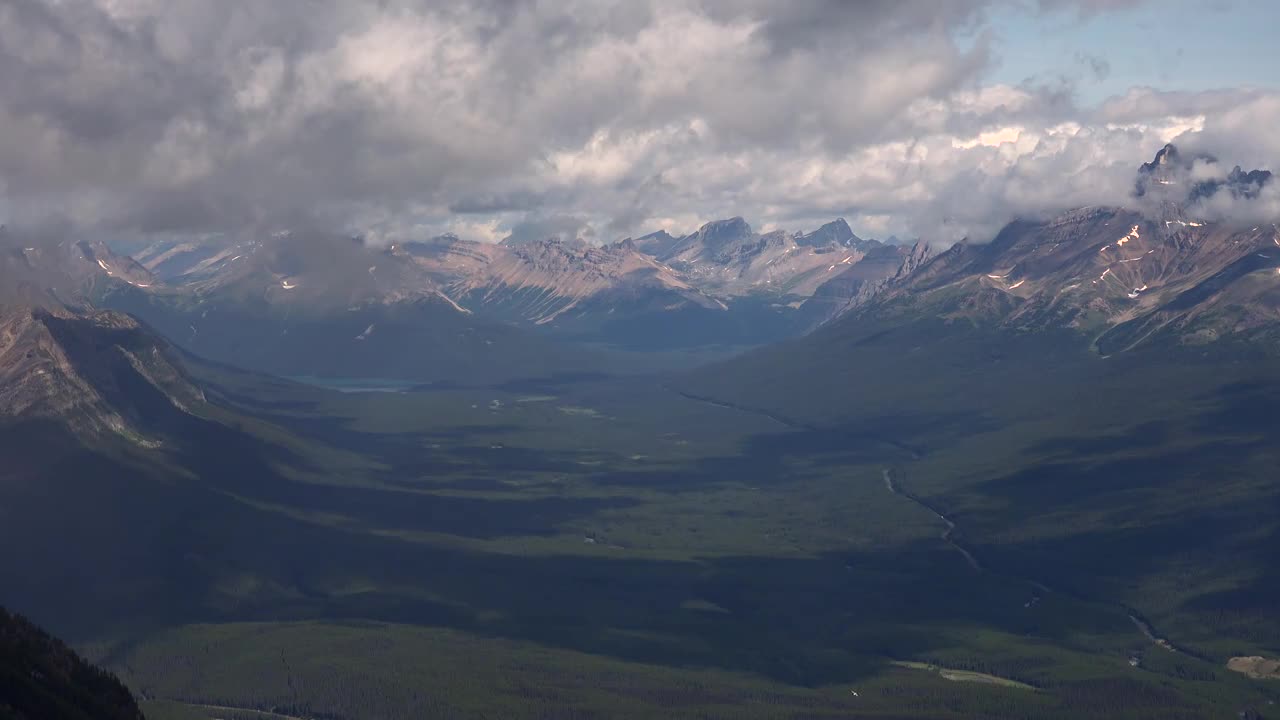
<box><xmin>82</xmin><ymin>217</ymin><xmax>918</xmax><ymax>374</ymax></box>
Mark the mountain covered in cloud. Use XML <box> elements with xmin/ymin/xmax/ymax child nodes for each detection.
<box><xmin>91</xmin><ymin>232</ymin><xmax>612</xmax><ymax>385</ymax></box>
<box><xmin>21</xmin><ymin>142</ymin><xmax>1278</xmax><ymax>383</ymax></box>
<box><xmin>0</xmin><ymin>226</ymin><xmax>166</xmax><ymax>319</ymax></box>
<box><xmin>83</xmin><ymin>216</ymin><xmax>915</xmax><ymax>364</ymax></box>
<box><xmin>1136</xmin><ymin>143</ymin><xmax>1274</xmax><ymax>203</ymax></box>
<box><xmin>675</xmin><ymin>149</ymin><xmax>1280</xmax><ymax>460</ymax></box>
<box><xmin>656</xmin><ymin>217</ymin><xmax>886</xmax><ymax>298</ymax></box>
<box><xmin>701</xmin><ymin>145</ymin><xmax>1280</xmax><ymax>391</ymax></box>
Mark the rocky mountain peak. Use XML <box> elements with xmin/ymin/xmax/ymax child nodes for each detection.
<box><xmin>797</xmin><ymin>218</ymin><xmax>857</xmax><ymax>247</ymax></box>
<box><xmin>896</xmin><ymin>240</ymin><xmax>933</xmax><ymax>279</ymax></box>
<box><xmin>1197</xmin><ymin>165</ymin><xmax>1275</xmax><ymax>201</ymax></box>
<box><xmin>75</xmin><ymin>239</ymin><xmax>157</xmax><ymax>289</ymax></box>
<box><xmin>1146</xmin><ymin>143</ymin><xmax>1181</xmax><ymax>169</ymax></box>
<box><xmin>513</xmin><ymin>236</ymin><xmax>598</xmax><ymax>265</ymax></box>
<box><xmin>627</xmin><ymin>229</ymin><xmax>680</xmax><ymax>257</ymax></box>
<box><xmin>1136</xmin><ymin>143</ymin><xmax>1272</xmax><ymax>203</ymax></box>
<box><xmin>691</xmin><ymin>217</ymin><xmax>753</xmax><ymax>248</ymax></box>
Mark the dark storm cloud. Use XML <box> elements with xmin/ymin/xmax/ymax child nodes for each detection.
<box><xmin>0</xmin><ymin>0</ymin><xmax>1271</xmax><ymax>247</ymax></box>
<box><xmin>449</xmin><ymin>192</ymin><xmax>546</xmax><ymax>215</ymax></box>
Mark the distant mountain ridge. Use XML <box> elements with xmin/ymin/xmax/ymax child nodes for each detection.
<box><xmin>7</xmin><ymin>143</ymin><xmax>1273</xmax><ymax>371</ymax></box>
<box><xmin>869</xmin><ymin>207</ymin><xmax>1277</xmax><ymax>351</ymax></box>
<box><xmin>83</xmin><ymin>216</ymin><xmax>915</xmax><ymax>358</ymax></box>
<box><xmin>692</xmin><ymin>145</ymin><xmax>1280</xmax><ymax>417</ymax></box>
<box><xmin>398</xmin><ymin>234</ymin><xmax>723</xmax><ymax>329</ymax></box>
<box><xmin>654</xmin><ymin>216</ymin><xmax>897</xmax><ymax>299</ymax></box>
<box><xmin>730</xmin><ymin>144</ymin><xmax>1278</xmax><ymax>354</ymax></box>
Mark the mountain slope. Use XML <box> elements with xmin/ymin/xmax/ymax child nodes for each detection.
<box><xmin>94</xmin><ymin>232</ymin><xmax>617</xmax><ymax>384</ymax></box>
<box><xmin>669</xmin><ymin>146</ymin><xmax>1280</xmax><ymax>670</ymax></box>
<box><xmin>0</xmin><ymin>306</ymin><xmax>204</xmax><ymax>444</ymax></box>
<box><xmin>658</xmin><ymin>217</ymin><xmax>883</xmax><ymax>299</ymax></box>
<box><xmin>0</xmin><ymin>230</ymin><xmax>151</xmax><ymax>308</ymax></box>
<box><xmin>847</xmin><ymin>208</ymin><xmax>1280</xmax><ymax>353</ymax></box>
<box><xmin>408</xmin><ymin>236</ymin><xmax>722</xmax><ymax>325</ymax></box>
<box><xmin>390</xmin><ymin>232</ymin><xmax>834</xmax><ymax>348</ymax></box>
<box><xmin>682</xmin><ymin>198</ymin><xmax>1280</xmax><ymax>428</ymax></box>
<box><xmin>106</xmin><ymin>216</ymin><xmax>916</xmax><ymax>356</ymax></box>
<box><xmin>0</xmin><ymin>607</ymin><xmax>143</xmax><ymax>720</ymax></box>
<box><xmin>72</xmin><ymin>240</ymin><xmax>156</xmax><ymax>290</ymax></box>
<box><xmin>112</xmin><ymin>227</ymin><xmax>841</xmax><ymax>360</ymax></box>
<box><xmin>772</xmin><ymin>146</ymin><xmax>1280</xmax><ymax>357</ymax></box>
<box><xmin>796</xmin><ymin>241</ymin><xmax>923</xmax><ymax>327</ymax></box>
<box><xmin>625</xmin><ymin>229</ymin><xmax>682</xmax><ymax>257</ymax></box>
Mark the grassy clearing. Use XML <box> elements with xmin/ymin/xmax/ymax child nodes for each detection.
<box><xmin>1228</xmin><ymin>657</ymin><xmax>1280</xmax><ymax>680</ymax></box>
<box><xmin>891</xmin><ymin>661</ymin><xmax>1037</xmax><ymax>690</ymax></box>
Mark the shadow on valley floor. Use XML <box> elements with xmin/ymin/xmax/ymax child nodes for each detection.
<box><xmin>4</xmin><ymin>411</ymin><xmax>1043</xmax><ymax>690</ymax></box>
<box><xmin>1024</xmin><ymin>420</ymin><xmax>1173</xmax><ymax>459</ymax></box>
<box><xmin>587</xmin><ymin>409</ymin><xmax>991</xmax><ymax>493</ymax></box>
<box><xmin>100</xmin><ymin>513</ymin><xmax>1040</xmax><ymax>689</ymax></box>
<box><xmin>8</xmin><ymin>353</ymin><xmax>1280</xmax><ymax>706</ymax></box>
<box><xmin>208</xmin><ymin>380</ymin><xmax>593</xmax><ymax>480</ymax></box>
<box><xmin>949</xmin><ymin>407</ymin><xmax>1280</xmax><ymax>654</ymax></box>
<box><xmin>1191</xmin><ymin>380</ymin><xmax>1280</xmax><ymax>435</ymax></box>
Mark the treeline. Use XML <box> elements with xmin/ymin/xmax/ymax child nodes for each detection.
<box><xmin>117</xmin><ymin>622</ymin><xmax>1263</xmax><ymax>720</ymax></box>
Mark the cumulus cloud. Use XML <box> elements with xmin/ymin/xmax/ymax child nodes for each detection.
<box><xmin>0</xmin><ymin>0</ymin><xmax>1275</xmax><ymax>248</ymax></box>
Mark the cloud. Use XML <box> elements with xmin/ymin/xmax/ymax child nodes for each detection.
<box><xmin>0</xmin><ymin>0</ymin><xmax>1274</xmax><ymax>249</ymax></box>
<box><xmin>1075</xmin><ymin>52</ymin><xmax>1111</xmax><ymax>82</ymax></box>
<box><xmin>501</xmin><ymin>215</ymin><xmax>592</xmax><ymax>246</ymax></box>
<box><xmin>1193</xmin><ymin>181</ymin><xmax>1280</xmax><ymax>228</ymax></box>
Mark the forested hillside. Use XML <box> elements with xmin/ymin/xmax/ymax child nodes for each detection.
<box><xmin>0</xmin><ymin>606</ymin><xmax>143</xmax><ymax>720</ymax></box>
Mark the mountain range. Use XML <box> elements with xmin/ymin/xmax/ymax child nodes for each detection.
<box><xmin>684</xmin><ymin>145</ymin><xmax>1279</xmax><ymax>421</ymax></box>
<box><xmin>2</xmin><ymin>143</ymin><xmax>1275</xmax><ymax>395</ymax></box>
<box><xmin>43</xmin><ymin>214</ymin><xmax>907</xmax><ymax>381</ymax></box>
<box><xmin>3</xmin><ymin>144</ymin><xmax>1280</xmax><ymax>718</ymax></box>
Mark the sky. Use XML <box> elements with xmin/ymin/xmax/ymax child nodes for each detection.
<box><xmin>987</xmin><ymin>1</ymin><xmax>1280</xmax><ymax>102</ymax></box>
<box><xmin>0</xmin><ymin>0</ymin><xmax>1278</xmax><ymax>247</ymax></box>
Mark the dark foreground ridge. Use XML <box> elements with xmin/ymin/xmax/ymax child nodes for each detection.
<box><xmin>0</xmin><ymin>606</ymin><xmax>143</xmax><ymax>720</ymax></box>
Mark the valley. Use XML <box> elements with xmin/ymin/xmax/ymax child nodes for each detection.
<box><xmin>4</xmin><ymin>339</ymin><xmax>1276</xmax><ymax>719</ymax></box>
<box><xmin>6</xmin><ymin>3</ymin><xmax>1280</xmax><ymax>715</ymax></box>
<box><xmin>2</xmin><ymin>148</ymin><xmax>1280</xmax><ymax>719</ymax></box>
